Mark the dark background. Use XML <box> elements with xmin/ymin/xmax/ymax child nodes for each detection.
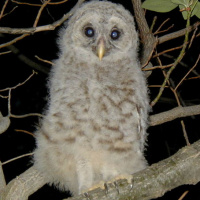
<box><xmin>0</xmin><ymin>0</ymin><xmax>200</xmax><ymax>199</ymax></box>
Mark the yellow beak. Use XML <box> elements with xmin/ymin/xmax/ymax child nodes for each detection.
<box><xmin>97</xmin><ymin>38</ymin><xmax>105</xmax><ymax>61</ymax></box>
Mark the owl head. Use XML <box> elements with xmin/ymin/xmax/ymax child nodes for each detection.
<box><xmin>58</xmin><ymin>1</ymin><xmax>138</xmax><ymax>63</ymax></box>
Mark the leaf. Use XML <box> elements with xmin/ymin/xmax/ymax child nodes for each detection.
<box><xmin>142</xmin><ymin>0</ymin><xmax>178</xmax><ymax>12</ymax></box>
<box><xmin>179</xmin><ymin>4</ymin><xmax>188</xmax><ymax>19</ymax></box>
<box><xmin>194</xmin><ymin>2</ymin><xmax>200</xmax><ymax>19</ymax></box>
<box><xmin>171</xmin><ymin>0</ymin><xmax>190</xmax><ymax>6</ymax></box>
<box><xmin>180</xmin><ymin>1</ymin><xmax>200</xmax><ymax>20</ymax></box>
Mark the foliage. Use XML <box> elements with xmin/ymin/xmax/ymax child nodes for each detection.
<box><xmin>142</xmin><ymin>0</ymin><xmax>200</xmax><ymax>19</ymax></box>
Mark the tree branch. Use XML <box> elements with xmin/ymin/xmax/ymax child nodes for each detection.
<box><xmin>0</xmin><ymin>0</ymin><xmax>85</xmax><ymax>35</ymax></box>
<box><xmin>150</xmin><ymin>105</ymin><xmax>200</xmax><ymax>126</ymax></box>
<box><xmin>0</xmin><ymin>167</ymin><xmax>47</xmax><ymax>200</ymax></box>
<box><xmin>158</xmin><ymin>21</ymin><xmax>200</xmax><ymax>44</ymax></box>
<box><xmin>2</xmin><ymin>140</ymin><xmax>200</xmax><ymax>200</ymax></box>
<box><xmin>67</xmin><ymin>140</ymin><xmax>200</xmax><ymax>200</ymax></box>
<box><xmin>131</xmin><ymin>0</ymin><xmax>157</xmax><ymax>66</ymax></box>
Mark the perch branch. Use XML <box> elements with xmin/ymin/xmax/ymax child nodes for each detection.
<box><xmin>0</xmin><ymin>167</ymin><xmax>48</xmax><ymax>200</ymax></box>
<box><xmin>2</xmin><ymin>140</ymin><xmax>200</xmax><ymax>200</ymax></box>
<box><xmin>67</xmin><ymin>140</ymin><xmax>200</xmax><ymax>200</ymax></box>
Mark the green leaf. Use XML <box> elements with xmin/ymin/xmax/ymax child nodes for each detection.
<box><xmin>194</xmin><ymin>2</ymin><xmax>200</xmax><ymax>19</ymax></box>
<box><xmin>142</xmin><ymin>0</ymin><xmax>178</xmax><ymax>12</ymax></box>
<box><xmin>171</xmin><ymin>0</ymin><xmax>190</xmax><ymax>6</ymax></box>
<box><xmin>180</xmin><ymin>1</ymin><xmax>200</xmax><ymax>20</ymax></box>
<box><xmin>179</xmin><ymin>4</ymin><xmax>188</xmax><ymax>19</ymax></box>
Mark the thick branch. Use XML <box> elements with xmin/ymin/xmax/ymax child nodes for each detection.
<box><xmin>0</xmin><ymin>162</ymin><xmax>6</xmax><ymax>194</ymax></box>
<box><xmin>67</xmin><ymin>140</ymin><xmax>200</xmax><ymax>200</ymax></box>
<box><xmin>150</xmin><ymin>105</ymin><xmax>200</xmax><ymax>126</ymax></box>
<box><xmin>0</xmin><ymin>167</ymin><xmax>47</xmax><ymax>200</ymax></box>
<box><xmin>3</xmin><ymin>140</ymin><xmax>200</xmax><ymax>200</ymax></box>
<box><xmin>131</xmin><ymin>0</ymin><xmax>157</xmax><ymax>66</ymax></box>
<box><xmin>158</xmin><ymin>21</ymin><xmax>200</xmax><ymax>44</ymax></box>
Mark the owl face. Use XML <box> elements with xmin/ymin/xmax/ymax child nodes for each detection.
<box><xmin>60</xmin><ymin>1</ymin><xmax>138</xmax><ymax>62</ymax></box>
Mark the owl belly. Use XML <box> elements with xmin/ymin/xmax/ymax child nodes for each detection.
<box><xmin>34</xmin><ymin>79</ymin><xmax>147</xmax><ymax>195</ymax></box>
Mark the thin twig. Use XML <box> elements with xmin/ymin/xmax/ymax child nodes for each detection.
<box><xmin>0</xmin><ymin>70</ymin><xmax>37</xmax><ymax>92</ymax></box>
<box><xmin>0</xmin><ymin>34</ymin><xmax>29</xmax><ymax>49</ymax></box>
<box><xmin>149</xmin><ymin>16</ymin><xmax>157</xmax><ymax>33</ymax></box>
<box><xmin>143</xmin><ymin>64</ymin><xmax>173</xmax><ymax>71</ymax></box>
<box><xmin>155</xmin><ymin>24</ymin><xmax>174</xmax><ymax>35</ymax></box>
<box><xmin>188</xmin><ymin>27</ymin><xmax>198</xmax><ymax>48</ymax></box>
<box><xmin>175</xmin><ymin>54</ymin><xmax>200</xmax><ymax>91</ymax></box>
<box><xmin>35</xmin><ymin>55</ymin><xmax>54</xmax><ymax>65</ymax></box>
<box><xmin>153</xmin><ymin>45</ymin><xmax>183</xmax><ymax>58</ymax></box>
<box><xmin>15</xmin><ymin>129</ymin><xmax>35</xmax><ymax>137</ymax></box>
<box><xmin>2</xmin><ymin>153</ymin><xmax>34</xmax><ymax>165</ymax></box>
<box><xmin>2</xmin><ymin>6</ymin><xmax>18</xmax><ymax>18</ymax></box>
<box><xmin>181</xmin><ymin>120</ymin><xmax>190</xmax><ymax>145</ymax></box>
<box><xmin>0</xmin><ymin>50</ymin><xmax>11</xmax><ymax>55</ymax></box>
<box><xmin>151</xmin><ymin>11</ymin><xmax>191</xmax><ymax>107</ymax></box>
<box><xmin>178</xmin><ymin>191</ymin><xmax>189</xmax><ymax>200</ymax></box>
<box><xmin>0</xmin><ymin>0</ymin><xmax>9</xmax><ymax>20</ymax></box>
<box><xmin>154</xmin><ymin>18</ymin><xmax>170</xmax><ymax>34</ymax></box>
<box><xmin>0</xmin><ymin>94</ymin><xmax>9</xmax><ymax>98</ymax></box>
<box><xmin>10</xmin><ymin>113</ymin><xmax>43</xmax><ymax>118</ymax></box>
<box><xmin>48</xmin><ymin>0</ymin><xmax>70</xmax><ymax>5</ymax></box>
<box><xmin>33</xmin><ymin>0</ymin><xmax>51</xmax><ymax>28</ymax></box>
<box><xmin>0</xmin><ymin>0</ymin><xmax>85</xmax><ymax>35</ymax></box>
<box><xmin>11</xmin><ymin>0</ymin><xmax>41</xmax><ymax>6</ymax></box>
<box><xmin>12</xmin><ymin>0</ymin><xmax>69</xmax><ymax>6</ymax></box>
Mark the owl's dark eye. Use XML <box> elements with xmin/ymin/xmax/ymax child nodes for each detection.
<box><xmin>110</xmin><ymin>29</ymin><xmax>120</xmax><ymax>40</ymax></box>
<box><xmin>84</xmin><ymin>27</ymin><xmax>95</xmax><ymax>37</ymax></box>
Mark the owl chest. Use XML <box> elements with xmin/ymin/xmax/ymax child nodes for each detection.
<box><xmin>70</xmin><ymin>79</ymin><xmax>136</xmax><ymax>120</ymax></box>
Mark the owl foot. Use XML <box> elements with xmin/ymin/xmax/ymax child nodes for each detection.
<box><xmin>109</xmin><ymin>174</ymin><xmax>133</xmax><ymax>184</ymax></box>
<box><xmin>83</xmin><ymin>174</ymin><xmax>133</xmax><ymax>195</ymax></box>
<box><xmin>81</xmin><ymin>181</ymin><xmax>105</xmax><ymax>194</ymax></box>
<box><xmin>104</xmin><ymin>174</ymin><xmax>133</xmax><ymax>194</ymax></box>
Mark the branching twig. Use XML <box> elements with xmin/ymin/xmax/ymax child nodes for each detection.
<box><xmin>0</xmin><ymin>0</ymin><xmax>85</xmax><ymax>35</ymax></box>
<box><xmin>33</xmin><ymin>0</ymin><xmax>51</xmax><ymax>28</ymax></box>
<box><xmin>0</xmin><ymin>0</ymin><xmax>9</xmax><ymax>20</ymax></box>
<box><xmin>0</xmin><ymin>71</ymin><xmax>37</xmax><ymax>92</ymax></box>
<box><xmin>158</xmin><ymin>21</ymin><xmax>200</xmax><ymax>44</ymax></box>
<box><xmin>175</xmin><ymin>54</ymin><xmax>200</xmax><ymax>91</ymax></box>
<box><xmin>151</xmin><ymin>11</ymin><xmax>191</xmax><ymax>107</ymax></box>
<box><xmin>0</xmin><ymin>34</ymin><xmax>29</xmax><ymax>49</ymax></box>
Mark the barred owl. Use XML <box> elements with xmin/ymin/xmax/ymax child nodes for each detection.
<box><xmin>33</xmin><ymin>0</ymin><xmax>149</xmax><ymax>196</ymax></box>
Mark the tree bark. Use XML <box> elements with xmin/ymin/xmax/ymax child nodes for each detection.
<box><xmin>1</xmin><ymin>140</ymin><xmax>200</xmax><ymax>200</ymax></box>
<box><xmin>0</xmin><ymin>167</ymin><xmax>47</xmax><ymax>200</ymax></box>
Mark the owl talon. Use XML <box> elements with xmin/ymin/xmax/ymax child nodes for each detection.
<box><xmin>83</xmin><ymin>192</ymin><xmax>91</xmax><ymax>200</ymax></box>
<box><xmin>104</xmin><ymin>182</ymin><xmax>109</xmax><ymax>195</ymax></box>
<box><xmin>114</xmin><ymin>181</ymin><xmax>120</xmax><ymax>194</ymax></box>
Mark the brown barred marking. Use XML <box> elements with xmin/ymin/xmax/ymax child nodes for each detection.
<box><xmin>41</xmin><ymin>130</ymin><xmax>58</xmax><ymax>144</ymax></box>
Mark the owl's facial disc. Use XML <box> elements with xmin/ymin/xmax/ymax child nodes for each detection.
<box><xmin>97</xmin><ymin>38</ymin><xmax>105</xmax><ymax>61</ymax></box>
